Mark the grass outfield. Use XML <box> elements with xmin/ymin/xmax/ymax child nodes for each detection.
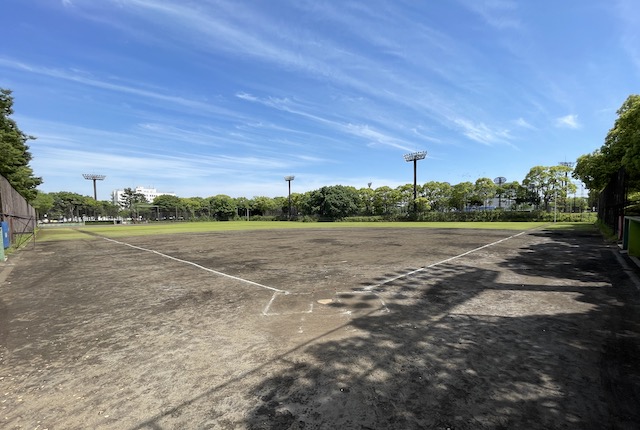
<box><xmin>35</xmin><ymin>220</ymin><xmax>595</xmax><ymax>242</ymax></box>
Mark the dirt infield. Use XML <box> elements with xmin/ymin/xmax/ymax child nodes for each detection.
<box><xmin>1</xmin><ymin>226</ymin><xmax>640</xmax><ymax>429</ymax></box>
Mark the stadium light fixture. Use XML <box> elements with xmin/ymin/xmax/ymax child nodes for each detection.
<box><xmin>284</xmin><ymin>175</ymin><xmax>295</xmax><ymax>220</ymax></box>
<box><xmin>494</xmin><ymin>176</ymin><xmax>507</xmax><ymax>208</ymax></box>
<box><xmin>403</xmin><ymin>151</ymin><xmax>427</xmax><ymax>213</ymax></box>
<box><xmin>82</xmin><ymin>174</ymin><xmax>106</xmax><ymax>200</ymax></box>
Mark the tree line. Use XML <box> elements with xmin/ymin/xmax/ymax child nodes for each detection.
<box><xmin>573</xmin><ymin>94</ymin><xmax>640</xmax><ymax>213</ymax></box>
<box><xmin>6</xmin><ymin>87</ymin><xmax>638</xmax><ymax>222</ymax></box>
<box><xmin>32</xmin><ymin>168</ymin><xmax>591</xmax><ymax>223</ymax></box>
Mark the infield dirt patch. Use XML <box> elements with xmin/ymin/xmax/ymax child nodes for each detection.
<box><xmin>1</xmin><ymin>226</ymin><xmax>640</xmax><ymax>429</ymax></box>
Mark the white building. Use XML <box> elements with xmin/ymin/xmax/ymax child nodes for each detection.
<box><xmin>111</xmin><ymin>186</ymin><xmax>176</xmax><ymax>207</ymax></box>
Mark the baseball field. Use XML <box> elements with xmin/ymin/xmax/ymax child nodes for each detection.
<box><xmin>1</xmin><ymin>221</ymin><xmax>639</xmax><ymax>429</ymax></box>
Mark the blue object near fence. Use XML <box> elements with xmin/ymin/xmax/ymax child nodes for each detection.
<box><xmin>1</xmin><ymin>221</ymin><xmax>9</xmax><ymax>249</ymax></box>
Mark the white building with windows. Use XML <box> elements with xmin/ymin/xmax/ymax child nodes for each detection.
<box><xmin>111</xmin><ymin>186</ymin><xmax>176</xmax><ymax>207</ymax></box>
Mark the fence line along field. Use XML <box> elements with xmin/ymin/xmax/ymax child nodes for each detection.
<box><xmin>1</xmin><ymin>223</ymin><xmax>639</xmax><ymax>429</ymax></box>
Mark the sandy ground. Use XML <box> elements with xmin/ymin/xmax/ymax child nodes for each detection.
<box><xmin>1</xmin><ymin>226</ymin><xmax>640</xmax><ymax>429</ymax></box>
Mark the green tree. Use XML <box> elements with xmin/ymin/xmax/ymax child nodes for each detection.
<box><xmin>152</xmin><ymin>194</ymin><xmax>182</xmax><ymax>220</ymax></box>
<box><xmin>208</xmin><ymin>194</ymin><xmax>237</xmax><ymax>220</ymax></box>
<box><xmin>98</xmin><ymin>200</ymin><xmax>120</xmax><ymax>218</ymax></box>
<box><xmin>48</xmin><ymin>191</ymin><xmax>87</xmax><ymax>220</ymax></box>
<box><xmin>474</xmin><ymin>178</ymin><xmax>497</xmax><ymax>209</ymax></box>
<box><xmin>182</xmin><ymin>197</ymin><xmax>205</xmax><ymax>220</ymax></box>
<box><xmin>235</xmin><ymin>197</ymin><xmax>251</xmax><ymax>218</ymax></box>
<box><xmin>450</xmin><ymin>182</ymin><xmax>474</xmax><ymax>211</ymax></box>
<box><xmin>252</xmin><ymin>196</ymin><xmax>277</xmax><ymax>216</ymax></box>
<box><xmin>304</xmin><ymin>185</ymin><xmax>359</xmax><ymax>220</ymax></box>
<box><xmin>574</xmin><ymin>150</ymin><xmax>609</xmax><ymax>191</ymax></box>
<box><xmin>422</xmin><ymin>181</ymin><xmax>452</xmax><ymax>212</ymax></box>
<box><xmin>32</xmin><ymin>192</ymin><xmax>55</xmax><ymax>218</ymax></box>
<box><xmin>153</xmin><ymin>194</ymin><xmax>181</xmax><ymax>211</ymax></box>
<box><xmin>396</xmin><ymin>184</ymin><xmax>415</xmax><ymax>213</ymax></box>
<box><xmin>501</xmin><ymin>181</ymin><xmax>521</xmax><ymax>209</ymax></box>
<box><xmin>0</xmin><ymin>89</ymin><xmax>42</xmax><ymax>200</ymax></box>
<box><xmin>373</xmin><ymin>186</ymin><xmax>401</xmax><ymax>215</ymax></box>
<box><xmin>523</xmin><ymin>166</ymin><xmax>573</xmax><ymax>212</ymax></box>
<box><xmin>357</xmin><ymin>187</ymin><xmax>376</xmax><ymax>215</ymax></box>
<box><xmin>120</xmin><ymin>187</ymin><xmax>148</xmax><ymax>209</ymax></box>
<box><xmin>574</xmin><ymin>94</ymin><xmax>640</xmax><ymax>192</ymax></box>
<box><xmin>290</xmin><ymin>192</ymin><xmax>304</xmax><ymax>217</ymax></box>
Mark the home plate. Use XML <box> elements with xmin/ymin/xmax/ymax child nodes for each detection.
<box><xmin>317</xmin><ymin>292</ymin><xmax>388</xmax><ymax>313</ymax></box>
<box><xmin>266</xmin><ymin>292</ymin><xmax>313</xmax><ymax>315</ymax></box>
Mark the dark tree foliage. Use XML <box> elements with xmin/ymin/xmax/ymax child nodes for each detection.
<box><xmin>120</xmin><ymin>187</ymin><xmax>148</xmax><ymax>209</ymax></box>
<box><xmin>574</xmin><ymin>94</ymin><xmax>640</xmax><ymax>192</ymax></box>
<box><xmin>304</xmin><ymin>185</ymin><xmax>360</xmax><ymax>220</ymax></box>
<box><xmin>0</xmin><ymin>89</ymin><xmax>42</xmax><ymax>201</ymax></box>
<box><xmin>207</xmin><ymin>194</ymin><xmax>237</xmax><ymax>220</ymax></box>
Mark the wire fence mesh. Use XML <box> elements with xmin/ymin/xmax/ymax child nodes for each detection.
<box><xmin>598</xmin><ymin>167</ymin><xmax>627</xmax><ymax>238</ymax></box>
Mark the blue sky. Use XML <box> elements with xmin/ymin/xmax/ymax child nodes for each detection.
<box><xmin>1</xmin><ymin>0</ymin><xmax>638</xmax><ymax>200</ymax></box>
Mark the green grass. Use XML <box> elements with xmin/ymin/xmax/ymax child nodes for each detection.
<box><xmin>33</xmin><ymin>220</ymin><xmax>578</xmax><ymax>242</ymax></box>
<box><xmin>543</xmin><ymin>221</ymin><xmax>598</xmax><ymax>231</ymax></box>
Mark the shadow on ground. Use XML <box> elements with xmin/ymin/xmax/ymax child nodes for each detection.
<box><xmin>240</xmin><ymin>230</ymin><xmax>640</xmax><ymax>430</ymax></box>
<box><xmin>129</xmin><ymin>229</ymin><xmax>640</xmax><ymax>430</ymax></box>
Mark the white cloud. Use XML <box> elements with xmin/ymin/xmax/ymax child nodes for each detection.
<box><xmin>458</xmin><ymin>0</ymin><xmax>521</xmax><ymax>30</ymax></box>
<box><xmin>0</xmin><ymin>57</ymin><xmax>238</xmax><ymax>119</ymax></box>
<box><xmin>452</xmin><ymin>118</ymin><xmax>512</xmax><ymax>145</ymax></box>
<box><xmin>514</xmin><ymin>117</ymin><xmax>535</xmax><ymax>129</ymax></box>
<box><xmin>555</xmin><ymin>114</ymin><xmax>580</xmax><ymax>129</ymax></box>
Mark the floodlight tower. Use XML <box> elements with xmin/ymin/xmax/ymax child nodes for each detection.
<box><xmin>284</xmin><ymin>175</ymin><xmax>295</xmax><ymax>220</ymax></box>
<box><xmin>559</xmin><ymin>161</ymin><xmax>575</xmax><ymax>212</ymax></box>
<box><xmin>82</xmin><ymin>174</ymin><xmax>106</xmax><ymax>200</ymax></box>
<box><xmin>403</xmin><ymin>151</ymin><xmax>427</xmax><ymax>213</ymax></box>
<box><xmin>494</xmin><ymin>176</ymin><xmax>507</xmax><ymax>208</ymax></box>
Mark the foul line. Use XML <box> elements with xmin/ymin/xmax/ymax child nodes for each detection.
<box><xmin>364</xmin><ymin>230</ymin><xmax>528</xmax><ymax>291</ymax></box>
<box><xmin>102</xmin><ymin>237</ymin><xmax>287</xmax><ymax>294</ymax></box>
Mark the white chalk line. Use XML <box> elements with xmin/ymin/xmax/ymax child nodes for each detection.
<box><xmin>265</xmin><ymin>230</ymin><xmax>529</xmax><ymax>316</ymax></box>
<box><xmin>102</xmin><ymin>237</ymin><xmax>287</xmax><ymax>294</ymax></box>
<box><xmin>364</xmin><ymin>230</ymin><xmax>528</xmax><ymax>291</ymax></box>
<box><xmin>262</xmin><ymin>292</ymin><xmax>315</xmax><ymax>316</ymax></box>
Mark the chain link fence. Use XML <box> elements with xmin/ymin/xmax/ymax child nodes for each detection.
<box><xmin>598</xmin><ymin>167</ymin><xmax>627</xmax><ymax>238</ymax></box>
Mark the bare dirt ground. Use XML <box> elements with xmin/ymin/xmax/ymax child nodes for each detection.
<box><xmin>1</xmin><ymin>226</ymin><xmax>640</xmax><ymax>429</ymax></box>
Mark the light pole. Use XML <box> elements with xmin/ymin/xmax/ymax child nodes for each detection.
<box><xmin>284</xmin><ymin>175</ymin><xmax>295</xmax><ymax>220</ymax></box>
<box><xmin>559</xmin><ymin>161</ymin><xmax>574</xmax><ymax>213</ymax></box>
<box><xmin>403</xmin><ymin>151</ymin><xmax>427</xmax><ymax>214</ymax></box>
<box><xmin>494</xmin><ymin>176</ymin><xmax>507</xmax><ymax>208</ymax></box>
<box><xmin>82</xmin><ymin>174</ymin><xmax>106</xmax><ymax>200</ymax></box>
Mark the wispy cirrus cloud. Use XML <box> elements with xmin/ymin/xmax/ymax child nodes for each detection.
<box><xmin>458</xmin><ymin>0</ymin><xmax>522</xmax><ymax>30</ymax></box>
<box><xmin>237</xmin><ymin>92</ymin><xmax>421</xmax><ymax>151</ymax></box>
<box><xmin>555</xmin><ymin>114</ymin><xmax>581</xmax><ymax>129</ymax></box>
<box><xmin>66</xmin><ymin>0</ymin><xmax>479</xmax><ymax>126</ymax></box>
<box><xmin>344</xmin><ymin>123</ymin><xmax>414</xmax><ymax>151</ymax></box>
<box><xmin>514</xmin><ymin>117</ymin><xmax>535</xmax><ymax>129</ymax></box>
<box><xmin>0</xmin><ymin>57</ymin><xmax>238</xmax><ymax>119</ymax></box>
<box><xmin>452</xmin><ymin>118</ymin><xmax>513</xmax><ymax>146</ymax></box>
